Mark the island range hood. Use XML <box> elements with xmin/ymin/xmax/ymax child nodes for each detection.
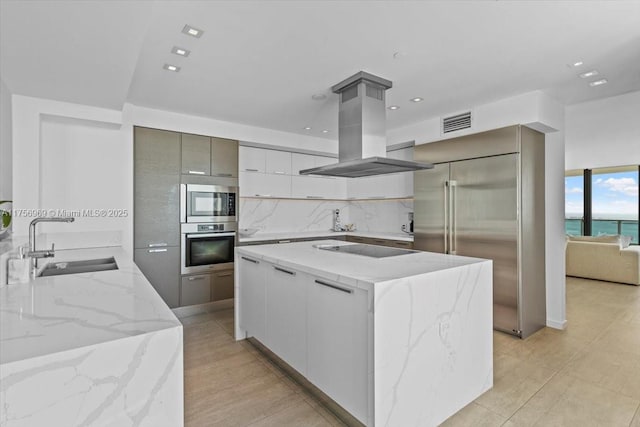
<box><xmin>299</xmin><ymin>71</ymin><xmax>433</xmax><ymax>178</ymax></box>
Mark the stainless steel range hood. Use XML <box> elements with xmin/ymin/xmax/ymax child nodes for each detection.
<box><xmin>299</xmin><ymin>71</ymin><xmax>433</xmax><ymax>178</ymax></box>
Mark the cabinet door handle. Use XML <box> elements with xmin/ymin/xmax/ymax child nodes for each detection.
<box><xmin>216</xmin><ymin>271</ymin><xmax>233</xmax><ymax>277</ymax></box>
<box><xmin>214</xmin><ymin>173</ymin><xmax>233</xmax><ymax>177</ymax></box>
<box><xmin>273</xmin><ymin>171</ymin><xmax>286</xmax><ymax>175</ymax></box>
<box><xmin>188</xmin><ymin>276</ymin><xmax>205</xmax><ymax>281</ymax></box>
<box><xmin>188</xmin><ymin>170</ymin><xmax>206</xmax><ymax>175</ymax></box>
<box><xmin>306</xmin><ymin>196</ymin><xmax>324</xmax><ymax>199</ymax></box>
<box><xmin>148</xmin><ymin>243</ymin><xmax>168</xmax><ymax>247</ymax></box>
<box><xmin>241</xmin><ymin>256</ymin><xmax>259</xmax><ymax>264</ymax></box>
<box><xmin>254</xmin><ymin>194</ymin><xmax>272</xmax><ymax>197</ymax></box>
<box><xmin>245</xmin><ymin>168</ymin><xmax>259</xmax><ymax>172</ymax></box>
<box><xmin>274</xmin><ymin>266</ymin><xmax>296</xmax><ymax>276</ymax></box>
<box><xmin>315</xmin><ymin>279</ymin><xmax>353</xmax><ymax>294</ymax></box>
<box><xmin>148</xmin><ymin>248</ymin><xmax>168</xmax><ymax>253</ymax></box>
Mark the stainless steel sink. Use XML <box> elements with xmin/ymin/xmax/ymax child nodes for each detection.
<box><xmin>38</xmin><ymin>257</ymin><xmax>118</xmax><ymax>277</ymax></box>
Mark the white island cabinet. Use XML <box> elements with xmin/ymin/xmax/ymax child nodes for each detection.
<box><xmin>235</xmin><ymin>240</ymin><xmax>494</xmax><ymax>427</ymax></box>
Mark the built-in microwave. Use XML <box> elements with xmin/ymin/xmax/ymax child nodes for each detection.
<box><xmin>181</xmin><ymin>222</ymin><xmax>236</xmax><ymax>274</ymax></box>
<box><xmin>181</xmin><ymin>184</ymin><xmax>237</xmax><ymax>223</ymax></box>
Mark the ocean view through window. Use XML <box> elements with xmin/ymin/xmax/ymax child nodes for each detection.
<box><xmin>565</xmin><ymin>166</ymin><xmax>639</xmax><ymax>244</ymax></box>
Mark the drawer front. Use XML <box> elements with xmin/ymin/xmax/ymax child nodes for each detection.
<box><xmin>181</xmin><ymin>274</ymin><xmax>211</xmax><ymax>306</ymax></box>
<box><xmin>211</xmin><ymin>269</ymin><xmax>234</xmax><ymax>301</ymax></box>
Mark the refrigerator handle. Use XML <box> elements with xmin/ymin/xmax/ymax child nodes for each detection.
<box><xmin>449</xmin><ymin>180</ymin><xmax>457</xmax><ymax>255</ymax></box>
<box><xmin>444</xmin><ymin>181</ymin><xmax>449</xmax><ymax>254</ymax></box>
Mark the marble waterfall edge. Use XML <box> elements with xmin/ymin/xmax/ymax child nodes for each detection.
<box><xmin>374</xmin><ymin>263</ymin><xmax>493</xmax><ymax>426</ymax></box>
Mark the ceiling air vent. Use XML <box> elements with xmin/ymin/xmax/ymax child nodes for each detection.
<box><xmin>442</xmin><ymin>111</ymin><xmax>472</xmax><ymax>134</ymax></box>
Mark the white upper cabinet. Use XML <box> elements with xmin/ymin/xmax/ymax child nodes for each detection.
<box><xmin>265</xmin><ymin>150</ymin><xmax>292</xmax><ymax>175</ymax></box>
<box><xmin>239</xmin><ymin>146</ymin><xmax>266</xmax><ymax>173</ymax></box>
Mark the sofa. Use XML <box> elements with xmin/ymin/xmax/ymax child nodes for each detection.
<box><xmin>566</xmin><ymin>235</ymin><xmax>640</xmax><ymax>285</ymax></box>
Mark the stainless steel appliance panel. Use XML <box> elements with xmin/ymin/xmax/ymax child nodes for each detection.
<box><xmin>181</xmin><ymin>183</ymin><xmax>238</xmax><ymax>223</ymax></box>
<box><xmin>518</xmin><ymin>126</ymin><xmax>546</xmax><ymax>337</ymax></box>
<box><xmin>180</xmin><ymin>222</ymin><xmax>237</xmax><ymax>274</ymax></box>
<box><xmin>450</xmin><ymin>154</ymin><xmax>519</xmax><ymax>334</ymax></box>
<box><xmin>414</xmin><ymin>125</ymin><xmax>546</xmax><ymax>339</ymax></box>
<box><xmin>414</xmin><ymin>163</ymin><xmax>450</xmax><ymax>254</ymax></box>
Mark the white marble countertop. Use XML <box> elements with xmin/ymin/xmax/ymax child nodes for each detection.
<box><xmin>238</xmin><ymin>230</ymin><xmax>414</xmax><ymax>243</ymax></box>
<box><xmin>0</xmin><ymin>246</ymin><xmax>181</xmax><ymax>365</ymax></box>
<box><xmin>237</xmin><ymin>239</ymin><xmax>488</xmax><ymax>289</ymax></box>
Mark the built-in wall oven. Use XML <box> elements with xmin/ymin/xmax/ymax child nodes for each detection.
<box><xmin>181</xmin><ymin>222</ymin><xmax>236</xmax><ymax>274</ymax></box>
<box><xmin>180</xmin><ymin>184</ymin><xmax>237</xmax><ymax>223</ymax></box>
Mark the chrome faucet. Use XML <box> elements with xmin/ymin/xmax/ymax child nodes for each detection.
<box><xmin>27</xmin><ymin>217</ymin><xmax>75</xmax><ymax>276</ymax></box>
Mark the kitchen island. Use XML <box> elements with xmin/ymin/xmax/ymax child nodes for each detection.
<box><xmin>0</xmin><ymin>247</ymin><xmax>183</xmax><ymax>427</ymax></box>
<box><xmin>235</xmin><ymin>240</ymin><xmax>493</xmax><ymax>427</ymax></box>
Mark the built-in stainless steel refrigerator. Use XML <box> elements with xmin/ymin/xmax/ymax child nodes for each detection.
<box><xmin>414</xmin><ymin>125</ymin><xmax>546</xmax><ymax>339</ymax></box>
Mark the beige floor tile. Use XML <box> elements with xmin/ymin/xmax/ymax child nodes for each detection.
<box><xmin>440</xmin><ymin>402</ymin><xmax>507</xmax><ymax>427</ymax></box>
<box><xmin>247</xmin><ymin>400</ymin><xmax>334</xmax><ymax>427</ymax></box>
<box><xmin>506</xmin><ymin>374</ymin><xmax>639</xmax><ymax>427</ymax></box>
<box><xmin>185</xmin><ymin>369</ymin><xmax>303</xmax><ymax>427</ymax></box>
<box><xmin>618</xmin><ymin>307</ymin><xmax>640</xmax><ymax>325</ymax></box>
<box><xmin>561</xmin><ymin>347</ymin><xmax>640</xmax><ymax>400</ymax></box>
<box><xmin>631</xmin><ymin>404</ymin><xmax>640</xmax><ymax>427</ymax></box>
<box><xmin>589</xmin><ymin>321</ymin><xmax>640</xmax><ymax>357</ymax></box>
<box><xmin>499</xmin><ymin>327</ymin><xmax>589</xmax><ymax>371</ymax></box>
<box><xmin>474</xmin><ymin>353</ymin><xmax>555</xmax><ymax>418</ymax></box>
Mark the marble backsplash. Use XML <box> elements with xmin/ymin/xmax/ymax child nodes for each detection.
<box><xmin>239</xmin><ymin>198</ymin><xmax>413</xmax><ymax>234</ymax></box>
<box><xmin>349</xmin><ymin>199</ymin><xmax>413</xmax><ymax>234</ymax></box>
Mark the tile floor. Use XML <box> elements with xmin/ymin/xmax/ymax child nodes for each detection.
<box><xmin>181</xmin><ymin>276</ymin><xmax>640</xmax><ymax>426</ymax></box>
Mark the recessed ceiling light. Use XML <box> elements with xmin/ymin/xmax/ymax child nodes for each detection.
<box><xmin>311</xmin><ymin>94</ymin><xmax>327</xmax><ymax>101</ymax></box>
<box><xmin>171</xmin><ymin>46</ymin><xmax>191</xmax><ymax>57</ymax></box>
<box><xmin>589</xmin><ymin>79</ymin><xmax>608</xmax><ymax>87</ymax></box>
<box><xmin>579</xmin><ymin>70</ymin><xmax>599</xmax><ymax>78</ymax></box>
<box><xmin>182</xmin><ymin>24</ymin><xmax>204</xmax><ymax>38</ymax></box>
<box><xmin>570</xmin><ymin>61</ymin><xmax>584</xmax><ymax>67</ymax></box>
<box><xmin>388</xmin><ymin>105</ymin><xmax>400</xmax><ymax>110</ymax></box>
<box><xmin>163</xmin><ymin>64</ymin><xmax>180</xmax><ymax>72</ymax></box>
<box><xmin>322</xmin><ymin>130</ymin><xmax>329</xmax><ymax>133</ymax></box>
<box><xmin>410</xmin><ymin>97</ymin><xmax>423</xmax><ymax>103</ymax></box>
<box><xmin>304</xmin><ymin>126</ymin><xmax>312</xmax><ymax>130</ymax></box>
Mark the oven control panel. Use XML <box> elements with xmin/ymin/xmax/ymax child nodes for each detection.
<box><xmin>198</xmin><ymin>223</ymin><xmax>225</xmax><ymax>232</ymax></box>
<box><xmin>181</xmin><ymin>221</ymin><xmax>237</xmax><ymax>234</ymax></box>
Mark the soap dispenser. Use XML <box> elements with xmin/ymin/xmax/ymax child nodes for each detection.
<box><xmin>333</xmin><ymin>209</ymin><xmax>342</xmax><ymax>232</ymax></box>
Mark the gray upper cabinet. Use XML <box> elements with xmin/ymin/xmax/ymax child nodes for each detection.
<box><xmin>134</xmin><ymin>127</ymin><xmax>181</xmax><ymax>248</ymax></box>
<box><xmin>181</xmin><ymin>133</ymin><xmax>211</xmax><ymax>176</ymax></box>
<box><xmin>211</xmin><ymin>137</ymin><xmax>238</xmax><ymax>177</ymax></box>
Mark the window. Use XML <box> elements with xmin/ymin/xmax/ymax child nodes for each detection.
<box><xmin>591</xmin><ymin>166</ymin><xmax>639</xmax><ymax>244</ymax></box>
<box><xmin>565</xmin><ymin>170</ymin><xmax>584</xmax><ymax>236</ymax></box>
<box><xmin>566</xmin><ymin>165</ymin><xmax>639</xmax><ymax>244</ymax></box>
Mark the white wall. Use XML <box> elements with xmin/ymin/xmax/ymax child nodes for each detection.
<box><xmin>0</xmin><ymin>78</ymin><xmax>12</xmax><ymax>201</ymax></box>
<box><xmin>39</xmin><ymin>115</ymin><xmax>127</xmax><ymax>249</ymax></box>
<box><xmin>389</xmin><ymin>90</ymin><xmax>567</xmax><ymax>330</ymax></box>
<box><xmin>11</xmin><ymin>95</ymin><xmax>123</xmax><ymax>249</ymax></box>
<box><xmin>565</xmin><ymin>90</ymin><xmax>640</xmax><ymax>170</ymax></box>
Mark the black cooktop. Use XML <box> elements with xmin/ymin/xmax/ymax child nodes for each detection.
<box><xmin>316</xmin><ymin>244</ymin><xmax>416</xmax><ymax>258</ymax></box>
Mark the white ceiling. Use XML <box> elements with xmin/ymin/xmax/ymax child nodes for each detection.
<box><xmin>2</xmin><ymin>1</ymin><xmax>639</xmax><ymax>139</ymax></box>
